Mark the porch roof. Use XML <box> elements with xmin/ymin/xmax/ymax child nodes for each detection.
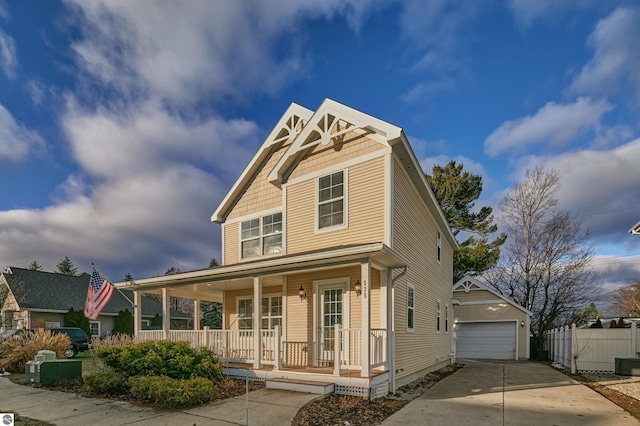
<box><xmin>115</xmin><ymin>242</ymin><xmax>407</xmax><ymax>302</ymax></box>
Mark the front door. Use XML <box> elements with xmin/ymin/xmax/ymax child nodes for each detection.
<box><xmin>316</xmin><ymin>282</ymin><xmax>347</xmax><ymax>365</ymax></box>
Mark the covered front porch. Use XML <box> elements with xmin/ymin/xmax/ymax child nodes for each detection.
<box><xmin>117</xmin><ymin>243</ymin><xmax>406</xmax><ymax>396</ymax></box>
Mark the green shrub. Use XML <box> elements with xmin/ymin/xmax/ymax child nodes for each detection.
<box><xmin>128</xmin><ymin>376</ymin><xmax>216</xmax><ymax>408</ymax></box>
<box><xmin>112</xmin><ymin>309</ymin><xmax>134</xmax><ymax>336</ymax></box>
<box><xmin>95</xmin><ymin>340</ymin><xmax>221</xmax><ymax>380</ymax></box>
<box><xmin>0</xmin><ymin>329</ymin><xmax>70</xmax><ymax>373</ymax></box>
<box><xmin>83</xmin><ymin>371</ymin><xmax>128</xmax><ymax>395</ymax></box>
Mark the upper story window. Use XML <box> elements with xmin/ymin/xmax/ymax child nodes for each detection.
<box><xmin>318</xmin><ymin>171</ymin><xmax>345</xmax><ymax>230</ymax></box>
<box><xmin>241</xmin><ymin>212</ymin><xmax>282</xmax><ymax>259</ymax></box>
<box><xmin>436</xmin><ymin>230</ymin><xmax>442</xmax><ymax>263</ymax></box>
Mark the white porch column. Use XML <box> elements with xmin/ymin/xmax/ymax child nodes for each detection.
<box><xmin>134</xmin><ymin>291</ymin><xmax>142</xmax><ymax>336</ymax></box>
<box><xmin>162</xmin><ymin>288</ymin><xmax>170</xmax><ymax>340</ymax></box>
<box><xmin>379</xmin><ymin>268</ymin><xmax>389</xmax><ymax>372</ymax></box>
<box><xmin>253</xmin><ymin>276</ymin><xmax>262</xmax><ymax>369</ymax></box>
<box><xmin>193</xmin><ymin>299</ymin><xmax>201</xmax><ymax>330</ymax></box>
<box><xmin>361</xmin><ymin>262</ymin><xmax>371</xmax><ymax>378</ymax></box>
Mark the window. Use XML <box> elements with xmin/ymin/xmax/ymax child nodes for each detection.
<box><xmin>45</xmin><ymin>321</ymin><xmax>60</xmax><ymax>328</ymax></box>
<box><xmin>89</xmin><ymin>321</ymin><xmax>101</xmax><ymax>337</ymax></box>
<box><xmin>141</xmin><ymin>319</ymin><xmax>150</xmax><ymax>329</ymax></box>
<box><xmin>445</xmin><ymin>304</ymin><xmax>449</xmax><ymax>333</ymax></box>
<box><xmin>436</xmin><ymin>300</ymin><xmax>441</xmax><ymax>333</ymax></box>
<box><xmin>437</xmin><ymin>230</ymin><xmax>441</xmax><ymax>263</ymax></box>
<box><xmin>241</xmin><ymin>212</ymin><xmax>282</xmax><ymax>259</ymax></box>
<box><xmin>238</xmin><ymin>298</ymin><xmax>253</xmax><ymax>330</ymax></box>
<box><xmin>318</xmin><ymin>171</ymin><xmax>345</xmax><ymax>229</ymax></box>
<box><xmin>407</xmin><ymin>283</ymin><xmax>415</xmax><ymax>331</ymax></box>
<box><xmin>261</xmin><ymin>296</ymin><xmax>282</xmax><ymax>329</ymax></box>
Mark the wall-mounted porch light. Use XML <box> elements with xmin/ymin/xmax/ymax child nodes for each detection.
<box><xmin>354</xmin><ymin>279</ymin><xmax>362</xmax><ymax>297</ymax></box>
<box><xmin>521</xmin><ymin>321</ymin><xmax>526</xmax><ymax>327</ymax></box>
<box><xmin>299</xmin><ymin>285</ymin><xmax>307</xmax><ymax>301</ymax></box>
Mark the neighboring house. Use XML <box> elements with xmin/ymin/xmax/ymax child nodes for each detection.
<box><xmin>117</xmin><ymin>99</ymin><xmax>458</xmax><ymax>397</ymax></box>
<box><xmin>452</xmin><ymin>275</ymin><xmax>531</xmax><ymax>361</ymax></box>
<box><xmin>630</xmin><ymin>220</ymin><xmax>640</xmax><ymax>235</ymax></box>
<box><xmin>0</xmin><ymin>267</ymin><xmax>192</xmax><ymax>337</ymax></box>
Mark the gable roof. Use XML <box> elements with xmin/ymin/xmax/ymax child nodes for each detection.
<box><xmin>211</xmin><ymin>102</ymin><xmax>313</xmax><ymax>223</ymax></box>
<box><xmin>1</xmin><ymin>267</ymin><xmax>190</xmax><ymax>318</ymax></box>
<box><xmin>453</xmin><ymin>275</ymin><xmax>532</xmax><ymax>316</ymax></box>
<box><xmin>210</xmin><ymin>98</ymin><xmax>458</xmax><ymax>250</ymax></box>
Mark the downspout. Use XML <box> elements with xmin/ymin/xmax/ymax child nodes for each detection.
<box><xmin>389</xmin><ymin>266</ymin><xmax>407</xmax><ymax>393</ymax></box>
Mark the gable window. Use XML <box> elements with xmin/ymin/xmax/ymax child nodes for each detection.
<box><xmin>445</xmin><ymin>304</ymin><xmax>449</xmax><ymax>334</ymax></box>
<box><xmin>237</xmin><ymin>298</ymin><xmax>253</xmax><ymax>330</ymax></box>
<box><xmin>437</xmin><ymin>230</ymin><xmax>441</xmax><ymax>263</ymax></box>
<box><xmin>241</xmin><ymin>212</ymin><xmax>282</xmax><ymax>259</ymax></box>
<box><xmin>261</xmin><ymin>295</ymin><xmax>283</xmax><ymax>329</ymax></box>
<box><xmin>407</xmin><ymin>283</ymin><xmax>415</xmax><ymax>332</ymax></box>
<box><xmin>436</xmin><ymin>300</ymin><xmax>442</xmax><ymax>333</ymax></box>
<box><xmin>318</xmin><ymin>171</ymin><xmax>345</xmax><ymax>229</ymax></box>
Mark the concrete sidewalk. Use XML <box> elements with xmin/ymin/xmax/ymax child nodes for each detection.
<box><xmin>382</xmin><ymin>360</ymin><xmax>639</xmax><ymax>425</ymax></box>
<box><xmin>0</xmin><ymin>376</ymin><xmax>317</xmax><ymax>425</ymax></box>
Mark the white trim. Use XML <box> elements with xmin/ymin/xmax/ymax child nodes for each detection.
<box><xmin>406</xmin><ymin>283</ymin><xmax>415</xmax><ymax>333</ymax></box>
<box><xmin>225</xmin><ymin>206</ymin><xmax>284</xmax><ymax>225</ymax></box>
<box><xmin>238</xmin><ymin>211</ymin><xmax>284</xmax><ymax>262</ymax></box>
<box><xmin>384</xmin><ymin>152</ymin><xmax>393</xmax><ymax>248</ymax></box>
<box><xmin>315</xmin><ymin>168</ymin><xmax>349</xmax><ymax>234</ymax></box>
<box><xmin>285</xmin><ymin>148</ymin><xmax>390</xmax><ymax>187</ymax></box>
<box><xmin>281</xmin><ymin>276</ymin><xmax>287</xmax><ymax>343</ymax></box>
<box><xmin>457</xmin><ymin>299</ymin><xmax>510</xmax><ymax>306</ymax></box>
<box><xmin>221</xmin><ymin>222</ymin><xmax>226</xmax><ymax>266</ymax></box>
<box><xmin>89</xmin><ymin>320</ymin><xmax>101</xmax><ymax>337</ymax></box>
<box><xmin>445</xmin><ymin>304</ymin><xmax>449</xmax><ymax>334</ymax></box>
<box><xmin>282</xmin><ymin>186</ymin><xmax>288</xmax><ymax>255</ymax></box>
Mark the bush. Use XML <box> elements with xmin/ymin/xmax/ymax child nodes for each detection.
<box><xmin>95</xmin><ymin>340</ymin><xmax>222</xmax><ymax>380</ymax></box>
<box><xmin>0</xmin><ymin>329</ymin><xmax>70</xmax><ymax>373</ymax></box>
<box><xmin>84</xmin><ymin>371</ymin><xmax>128</xmax><ymax>395</ymax></box>
<box><xmin>128</xmin><ymin>376</ymin><xmax>216</xmax><ymax>408</ymax></box>
<box><xmin>112</xmin><ymin>309</ymin><xmax>134</xmax><ymax>336</ymax></box>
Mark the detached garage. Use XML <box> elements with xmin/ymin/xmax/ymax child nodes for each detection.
<box><xmin>453</xmin><ymin>276</ymin><xmax>531</xmax><ymax>360</ymax></box>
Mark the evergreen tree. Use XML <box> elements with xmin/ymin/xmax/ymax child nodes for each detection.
<box><xmin>123</xmin><ymin>272</ymin><xmax>133</xmax><ymax>281</ymax></box>
<box><xmin>201</xmin><ymin>301</ymin><xmax>222</xmax><ymax>329</ymax></box>
<box><xmin>27</xmin><ymin>260</ymin><xmax>43</xmax><ymax>271</ymax></box>
<box><xmin>209</xmin><ymin>257</ymin><xmax>219</xmax><ymax>268</ymax></box>
<box><xmin>150</xmin><ymin>313</ymin><xmax>162</xmax><ymax>329</ymax></box>
<box><xmin>56</xmin><ymin>256</ymin><xmax>78</xmax><ymax>275</ymax></box>
<box><xmin>64</xmin><ymin>308</ymin><xmax>91</xmax><ymax>336</ymax></box>
<box><xmin>426</xmin><ymin>161</ymin><xmax>506</xmax><ymax>282</ymax></box>
<box><xmin>112</xmin><ymin>309</ymin><xmax>134</xmax><ymax>335</ymax></box>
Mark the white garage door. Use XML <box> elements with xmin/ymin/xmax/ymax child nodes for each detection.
<box><xmin>455</xmin><ymin>322</ymin><xmax>516</xmax><ymax>360</ymax></box>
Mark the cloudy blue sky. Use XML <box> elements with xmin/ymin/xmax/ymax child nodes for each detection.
<box><xmin>0</xmin><ymin>0</ymin><xmax>639</xmax><ymax>304</ymax></box>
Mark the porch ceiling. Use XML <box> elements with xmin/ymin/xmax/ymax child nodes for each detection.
<box><xmin>115</xmin><ymin>242</ymin><xmax>407</xmax><ymax>301</ymax></box>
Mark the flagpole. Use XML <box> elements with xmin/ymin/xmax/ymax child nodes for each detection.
<box><xmin>92</xmin><ymin>263</ymin><xmax>135</xmax><ymax>307</ymax></box>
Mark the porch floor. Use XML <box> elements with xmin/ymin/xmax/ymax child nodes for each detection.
<box><xmin>222</xmin><ymin>362</ymin><xmax>387</xmax><ymax>380</ymax></box>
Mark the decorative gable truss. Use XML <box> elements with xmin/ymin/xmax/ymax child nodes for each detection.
<box><xmin>268</xmin><ymin>99</ymin><xmax>401</xmax><ymax>187</ymax></box>
<box><xmin>453</xmin><ymin>275</ymin><xmax>532</xmax><ymax>315</ymax></box>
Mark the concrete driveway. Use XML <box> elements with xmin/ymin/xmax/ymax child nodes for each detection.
<box><xmin>382</xmin><ymin>360</ymin><xmax>638</xmax><ymax>425</ymax></box>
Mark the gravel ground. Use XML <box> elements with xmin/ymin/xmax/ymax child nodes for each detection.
<box><xmin>579</xmin><ymin>371</ymin><xmax>640</xmax><ymax>401</ymax></box>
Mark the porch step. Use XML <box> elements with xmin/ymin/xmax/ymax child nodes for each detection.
<box><xmin>266</xmin><ymin>378</ymin><xmax>335</xmax><ymax>395</ymax></box>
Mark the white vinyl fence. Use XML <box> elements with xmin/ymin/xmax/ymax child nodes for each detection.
<box><xmin>544</xmin><ymin>323</ymin><xmax>639</xmax><ymax>373</ymax></box>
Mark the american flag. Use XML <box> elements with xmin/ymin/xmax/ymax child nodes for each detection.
<box><xmin>84</xmin><ymin>266</ymin><xmax>114</xmax><ymax>320</ymax></box>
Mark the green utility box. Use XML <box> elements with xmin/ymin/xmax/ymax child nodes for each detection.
<box><xmin>25</xmin><ymin>359</ymin><xmax>82</xmax><ymax>386</ymax></box>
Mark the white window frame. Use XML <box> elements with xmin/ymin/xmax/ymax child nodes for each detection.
<box><xmin>239</xmin><ymin>211</ymin><xmax>283</xmax><ymax>260</ymax></box>
<box><xmin>445</xmin><ymin>304</ymin><xmax>449</xmax><ymax>334</ymax></box>
<box><xmin>236</xmin><ymin>296</ymin><xmax>254</xmax><ymax>330</ymax></box>
<box><xmin>141</xmin><ymin>319</ymin><xmax>150</xmax><ymax>328</ymax></box>
<box><xmin>315</xmin><ymin>169</ymin><xmax>348</xmax><ymax>233</ymax></box>
<box><xmin>436</xmin><ymin>299</ymin><xmax>442</xmax><ymax>333</ymax></box>
<box><xmin>261</xmin><ymin>294</ymin><xmax>283</xmax><ymax>330</ymax></box>
<box><xmin>407</xmin><ymin>283</ymin><xmax>415</xmax><ymax>332</ymax></box>
<box><xmin>89</xmin><ymin>321</ymin><xmax>101</xmax><ymax>337</ymax></box>
<box><xmin>437</xmin><ymin>230</ymin><xmax>442</xmax><ymax>263</ymax></box>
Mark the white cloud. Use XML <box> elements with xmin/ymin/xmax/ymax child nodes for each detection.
<box><xmin>511</xmin><ymin>138</ymin><xmax>640</xmax><ymax>246</ymax></box>
<box><xmin>570</xmin><ymin>7</ymin><xmax>640</xmax><ymax>102</ymax></box>
<box><xmin>0</xmin><ymin>26</ymin><xmax>17</xmax><ymax>79</ymax></box>
<box><xmin>506</xmin><ymin>0</ymin><xmax>596</xmax><ymax>30</ymax></box>
<box><xmin>0</xmin><ymin>104</ymin><xmax>44</xmax><ymax>162</ymax></box>
<box><xmin>64</xmin><ymin>0</ymin><xmax>382</xmax><ymax>105</ymax></box>
<box><xmin>484</xmin><ymin>97</ymin><xmax>612</xmax><ymax>157</ymax></box>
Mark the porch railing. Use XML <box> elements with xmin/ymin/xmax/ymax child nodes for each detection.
<box><xmin>135</xmin><ymin>326</ymin><xmax>386</xmax><ymax>374</ymax></box>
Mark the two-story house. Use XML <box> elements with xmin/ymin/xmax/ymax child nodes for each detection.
<box><xmin>117</xmin><ymin>99</ymin><xmax>458</xmax><ymax>398</ymax></box>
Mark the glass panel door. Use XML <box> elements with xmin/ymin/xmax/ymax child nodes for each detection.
<box><xmin>320</xmin><ymin>288</ymin><xmax>342</xmax><ymax>361</ymax></box>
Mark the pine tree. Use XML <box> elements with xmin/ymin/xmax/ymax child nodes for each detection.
<box><xmin>56</xmin><ymin>256</ymin><xmax>78</xmax><ymax>275</ymax></box>
<box><xmin>27</xmin><ymin>260</ymin><xmax>43</xmax><ymax>271</ymax></box>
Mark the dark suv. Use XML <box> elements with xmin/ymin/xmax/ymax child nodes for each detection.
<box><xmin>0</xmin><ymin>327</ymin><xmax>90</xmax><ymax>358</ymax></box>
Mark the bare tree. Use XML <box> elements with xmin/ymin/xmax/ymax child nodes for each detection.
<box><xmin>609</xmin><ymin>281</ymin><xmax>640</xmax><ymax>316</ymax></box>
<box><xmin>486</xmin><ymin>167</ymin><xmax>600</xmax><ymax>348</ymax></box>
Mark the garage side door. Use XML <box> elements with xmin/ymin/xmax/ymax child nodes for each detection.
<box><xmin>455</xmin><ymin>322</ymin><xmax>516</xmax><ymax>360</ymax></box>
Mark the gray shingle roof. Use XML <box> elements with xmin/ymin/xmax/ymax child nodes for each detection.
<box><xmin>2</xmin><ymin>267</ymin><xmax>190</xmax><ymax>319</ymax></box>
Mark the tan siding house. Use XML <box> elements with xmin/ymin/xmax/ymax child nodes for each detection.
<box><xmin>453</xmin><ymin>275</ymin><xmax>531</xmax><ymax>361</ymax></box>
<box><xmin>117</xmin><ymin>99</ymin><xmax>458</xmax><ymax>397</ymax></box>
